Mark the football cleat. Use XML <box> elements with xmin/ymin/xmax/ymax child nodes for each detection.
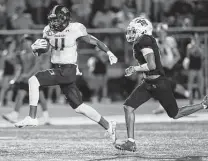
<box><xmin>2</xmin><ymin>112</ymin><xmax>18</xmax><ymax>123</ymax></box>
<box><xmin>202</xmin><ymin>95</ymin><xmax>208</xmax><ymax>109</ymax></box>
<box><xmin>14</xmin><ymin>116</ymin><xmax>38</xmax><ymax>128</ymax></box>
<box><xmin>106</xmin><ymin>121</ymin><xmax>117</xmax><ymax>143</ymax></box>
<box><xmin>115</xmin><ymin>140</ymin><xmax>137</xmax><ymax>152</ymax></box>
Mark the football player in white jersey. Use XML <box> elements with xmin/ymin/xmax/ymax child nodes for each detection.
<box><xmin>15</xmin><ymin>5</ymin><xmax>118</xmax><ymax>143</ymax></box>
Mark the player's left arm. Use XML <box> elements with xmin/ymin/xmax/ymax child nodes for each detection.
<box><xmin>78</xmin><ymin>34</ymin><xmax>118</xmax><ymax>65</ymax></box>
<box><xmin>76</xmin><ymin>23</ymin><xmax>117</xmax><ymax>65</ymax></box>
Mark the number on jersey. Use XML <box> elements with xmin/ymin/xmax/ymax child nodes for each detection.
<box><xmin>54</xmin><ymin>38</ymin><xmax>65</xmax><ymax>51</ymax></box>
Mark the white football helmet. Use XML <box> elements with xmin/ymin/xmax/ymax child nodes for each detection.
<box><xmin>126</xmin><ymin>17</ymin><xmax>153</xmax><ymax>42</ymax></box>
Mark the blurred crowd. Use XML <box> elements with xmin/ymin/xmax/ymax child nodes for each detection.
<box><xmin>0</xmin><ymin>0</ymin><xmax>207</xmax><ymax>106</ymax></box>
<box><xmin>0</xmin><ymin>0</ymin><xmax>207</xmax><ymax>30</ymax></box>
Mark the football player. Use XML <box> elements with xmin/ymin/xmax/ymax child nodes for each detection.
<box><xmin>153</xmin><ymin>23</ymin><xmax>190</xmax><ymax>114</ymax></box>
<box><xmin>114</xmin><ymin>17</ymin><xmax>208</xmax><ymax>152</ymax></box>
<box><xmin>2</xmin><ymin>35</ymin><xmax>50</xmax><ymax>125</ymax></box>
<box><xmin>14</xmin><ymin>5</ymin><xmax>117</xmax><ymax>143</ymax></box>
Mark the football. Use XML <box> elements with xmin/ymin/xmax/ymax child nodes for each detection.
<box><xmin>35</xmin><ymin>38</ymin><xmax>50</xmax><ymax>54</ymax></box>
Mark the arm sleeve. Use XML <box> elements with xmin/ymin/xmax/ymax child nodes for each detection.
<box><xmin>135</xmin><ymin>35</ymin><xmax>154</xmax><ymax>57</ymax></box>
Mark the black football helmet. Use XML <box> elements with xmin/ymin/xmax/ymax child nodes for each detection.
<box><xmin>48</xmin><ymin>5</ymin><xmax>71</xmax><ymax>32</ymax></box>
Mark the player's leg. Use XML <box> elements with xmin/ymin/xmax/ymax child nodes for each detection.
<box><xmin>152</xmin><ymin>77</ymin><xmax>207</xmax><ymax>119</ymax></box>
<box><xmin>115</xmin><ymin>81</ymin><xmax>151</xmax><ymax>151</ymax></box>
<box><xmin>153</xmin><ymin>79</ymin><xmax>189</xmax><ymax>115</ymax></box>
<box><xmin>15</xmin><ymin>68</ymin><xmax>62</xmax><ymax>128</ymax></box>
<box><xmin>39</xmin><ymin>90</ymin><xmax>50</xmax><ymax>125</ymax></box>
<box><xmin>60</xmin><ymin>83</ymin><xmax>117</xmax><ymax>143</ymax></box>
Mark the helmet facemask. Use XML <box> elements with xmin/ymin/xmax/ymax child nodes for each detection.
<box><xmin>126</xmin><ymin>26</ymin><xmax>143</xmax><ymax>42</ymax></box>
<box><xmin>48</xmin><ymin>6</ymin><xmax>70</xmax><ymax>32</ymax></box>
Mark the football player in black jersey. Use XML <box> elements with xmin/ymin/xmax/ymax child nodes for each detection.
<box><xmin>114</xmin><ymin>17</ymin><xmax>208</xmax><ymax>152</ymax></box>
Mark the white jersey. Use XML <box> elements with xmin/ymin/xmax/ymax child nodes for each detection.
<box><xmin>43</xmin><ymin>22</ymin><xmax>88</xmax><ymax>64</ymax></box>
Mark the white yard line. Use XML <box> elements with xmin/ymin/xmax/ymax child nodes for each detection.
<box><xmin>1</xmin><ymin>113</ymin><xmax>208</xmax><ymax>127</ymax></box>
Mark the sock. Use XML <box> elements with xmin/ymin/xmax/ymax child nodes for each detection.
<box><xmin>29</xmin><ymin>105</ymin><xmax>37</xmax><ymax>119</ymax></box>
<box><xmin>128</xmin><ymin>138</ymin><xmax>135</xmax><ymax>142</ymax></box>
<box><xmin>29</xmin><ymin>76</ymin><xmax>40</xmax><ymax>106</ymax></box>
<box><xmin>98</xmin><ymin>116</ymin><xmax>109</xmax><ymax>130</ymax></box>
<box><xmin>75</xmin><ymin>103</ymin><xmax>109</xmax><ymax>129</ymax></box>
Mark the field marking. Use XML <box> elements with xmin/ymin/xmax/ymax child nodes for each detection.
<box><xmin>1</xmin><ymin>113</ymin><xmax>208</xmax><ymax>127</ymax></box>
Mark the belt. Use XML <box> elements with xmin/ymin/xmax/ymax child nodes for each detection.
<box><xmin>52</xmin><ymin>64</ymin><xmax>76</xmax><ymax>68</ymax></box>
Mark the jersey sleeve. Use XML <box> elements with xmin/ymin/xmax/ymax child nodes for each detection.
<box><xmin>135</xmin><ymin>35</ymin><xmax>154</xmax><ymax>56</ymax></box>
<box><xmin>75</xmin><ymin>23</ymin><xmax>88</xmax><ymax>38</ymax></box>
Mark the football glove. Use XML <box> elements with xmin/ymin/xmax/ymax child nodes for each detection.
<box><xmin>107</xmin><ymin>51</ymin><xmax>118</xmax><ymax>65</ymax></box>
<box><xmin>31</xmin><ymin>39</ymin><xmax>48</xmax><ymax>55</ymax></box>
<box><xmin>125</xmin><ymin>66</ymin><xmax>136</xmax><ymax>77</ymax></box>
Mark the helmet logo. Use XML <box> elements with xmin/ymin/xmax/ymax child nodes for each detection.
<box><xmin>136</xmin><ymin>19</ymin><xmax>148</xmax><ymax>26</ymax></box>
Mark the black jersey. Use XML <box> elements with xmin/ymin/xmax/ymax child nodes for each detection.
<box><xmin>133</xmin><ymin>35</ymin><xmax>165</xmax><ymax>76</ymax></box>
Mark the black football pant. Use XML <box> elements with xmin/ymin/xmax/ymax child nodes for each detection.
<box><xmin>35</xmin><ymin>64</ymin><xmax>82</xmax><ymax>109</ymax></box>
<box><xmin>124</xmin><ymin>76</ymin><xmax>178</xmax><ymax>118</ymax></box>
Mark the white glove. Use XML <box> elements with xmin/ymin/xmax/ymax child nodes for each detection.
<box><xmin>125</xmin><ymin>66</ymin><xmax>136</xmax><ymax>77</ymax></box>
<box><xmin>31</xmin><ymin>39</ymin><xmax>48</xmax><ymax>52</ymax></box>
<box><xmin>107</xmin><ymin>51</ymin><xmax>118</xmax><ymax>65</ymax></box>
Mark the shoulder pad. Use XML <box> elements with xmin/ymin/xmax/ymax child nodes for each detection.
<box><xmin>72</xmin><ymin>22</ymin><xmax>87</xmax><ymax>37</ymax></box>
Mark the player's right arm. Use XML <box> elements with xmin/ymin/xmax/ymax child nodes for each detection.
<box><xmin>31</xmin><ymin>26</ymin><xmax>49</xmax><ymax>56</ymax></box>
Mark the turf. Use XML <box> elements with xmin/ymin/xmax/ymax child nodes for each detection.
<box><xmin>1</xmin><ymin>122</ymin><xmax>208</xmax><ymax>161</ymax></box>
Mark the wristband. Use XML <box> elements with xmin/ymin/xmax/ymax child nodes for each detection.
<box><xmin>107</xmin><ymin>51</ymin><xmax>114</xmax><ymax>56</ymax></box>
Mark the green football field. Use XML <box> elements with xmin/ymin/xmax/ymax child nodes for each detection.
<box><xmin>1</xmin><ymin>100</ymin><xmax>208</xmax><ymax>161</ymax></box>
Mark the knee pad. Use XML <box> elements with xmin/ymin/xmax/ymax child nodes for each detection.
<box><xmin>28</xmin><ymin>76</ymin><xmax>40</xmax><ymax>87</ymax></box>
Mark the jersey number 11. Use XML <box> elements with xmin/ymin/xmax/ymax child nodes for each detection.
<box><xmin>55</xmin><ymin>38</ymin><xmax>65</xmax><ymax>50</ymax></box>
